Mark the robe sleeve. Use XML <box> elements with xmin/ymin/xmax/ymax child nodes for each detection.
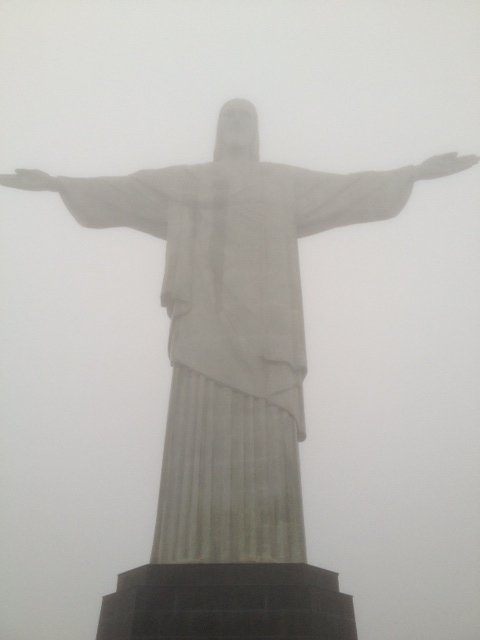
<box><xmin>294</xmin><ymin>165</ymin><xmax>416</xmax><ymax>238</ymax></box>
<box><xmin>56</xmin><ymin>167</ymin><xmax>186</xmax><ymax>240</ymax></box>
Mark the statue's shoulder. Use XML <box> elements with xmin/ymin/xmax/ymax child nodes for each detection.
<box><xmin>133</xmin><ymin>163</ymin><xmax>211</xmax><ymax>189</ymax></box>
<box><xmin>260</xmin><ymin>161</ymin><xmax>296</xmax><ymax>171</ymax></box>
<box><xmin>258</xmin><ymin>162</ymin><xmax>305</xmax><ymax>179</ymax></box>
<box><xmin>138</xmin><ymin>162</ymin><xmax>316</xmax><ymax>185</ymax></box>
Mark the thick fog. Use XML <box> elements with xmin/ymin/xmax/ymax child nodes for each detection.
<box><xmin>1</xmin><ymin>2</ymin><xmax>479</xmax><ymax>639</ymax></box>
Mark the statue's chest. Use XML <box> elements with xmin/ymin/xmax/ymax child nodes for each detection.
<box><xmin>196</xmin><ymin>191</ymin><xmax>290</xmax><ymax>253</ymax></box>
<box><xmin>189</xmin><ymin>170</ymin><xmax>295</xmax><ymax>278</ymax></box>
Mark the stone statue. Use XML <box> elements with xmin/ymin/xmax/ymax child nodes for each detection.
<box><xmin>1</xmin><ymin>99</ymin><xmax>477</xmax><ymax>565</ymax></box>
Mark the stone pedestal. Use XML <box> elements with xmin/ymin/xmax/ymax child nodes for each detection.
<box><xmin>96</xmin><ymin>563</ymin><xmax>357</xmax><ymax>639</ymax></box>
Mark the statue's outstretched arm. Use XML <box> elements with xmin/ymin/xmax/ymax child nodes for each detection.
<box><xmin>294</xmin><ymin>151</ymin><xmax>478</xmax><ymax>238</ymax></box>
<box><xmin>0</xmin><ymin>167</ymin><xmax>182</xmax><ymax>240</ymax></box>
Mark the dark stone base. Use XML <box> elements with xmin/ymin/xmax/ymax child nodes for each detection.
<box><xmin>96</xmin><ymin>563</ymin><xmax>357</xmax><ymax>639</ymax></box>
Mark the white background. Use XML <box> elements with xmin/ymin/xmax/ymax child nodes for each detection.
<box><xmin>1</xmin><ymin>2</ymin><xmax>479</xmax><ymax>639</ymax></box>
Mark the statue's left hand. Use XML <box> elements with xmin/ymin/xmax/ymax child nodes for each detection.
<box><xmin>0</xmin><ymin>169</ymin><xmax>58</xmax><ymax>191</ymax></box>
<box><xmin>414</xmin><ymin>152</ymin><xmax>479</xmax><ymax>180</ymax></box>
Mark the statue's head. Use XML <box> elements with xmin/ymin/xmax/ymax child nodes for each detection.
<box><xmin>214</xmin><ymin>98</ymin><xmax>259</xmax><ymax>162</ymax></box>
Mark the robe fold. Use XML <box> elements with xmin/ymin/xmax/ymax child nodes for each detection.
<box><xmin>57</xmin><ymin>161</ymin><xmax>415</xmax><ymax>562</ymax></box>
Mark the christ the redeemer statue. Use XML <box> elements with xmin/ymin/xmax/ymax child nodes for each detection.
<box><xmin>1</xmin><ymin>99</ymin><xmax>477</xmax><ymax>565</ymax></box>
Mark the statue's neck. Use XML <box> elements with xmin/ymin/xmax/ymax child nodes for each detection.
<box><xmin>216</xmin><ymin>157</ymin><xmax>256</xmax><ymax>177</ymax></box>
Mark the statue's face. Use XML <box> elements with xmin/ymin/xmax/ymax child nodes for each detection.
<box><xmin>217</xmin><ymin>102</ymin><xmax>256</xmax><ymax>153</ymax></box>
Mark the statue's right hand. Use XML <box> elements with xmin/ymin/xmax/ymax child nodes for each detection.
<box><xmin>0</xmin><ymin>169</ymin><xmax>58</xmax><ymax>191</ymax></box>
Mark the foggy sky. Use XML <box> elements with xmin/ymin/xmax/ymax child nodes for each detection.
<box><xmin>1</xmin><ymin>2</ymin><xmax>479</xmax><ymax>639</ymax></box>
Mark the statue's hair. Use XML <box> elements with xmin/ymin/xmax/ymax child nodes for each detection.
<box><xmin>213</xmin><ymin>98</ymin><xmax>260</xmax><ymax>162</ymax></box>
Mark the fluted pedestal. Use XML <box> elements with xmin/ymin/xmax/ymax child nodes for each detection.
<box><xmin>96</xmin><ymin>563</ymin><xmax>357</xmax><ymax>639</ymax></box>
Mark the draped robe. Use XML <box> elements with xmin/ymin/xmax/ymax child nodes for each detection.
<box><xmin>57</xmin><ymin>161</ymin><xmax>415</xmax><ymax>562</ymax></box>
